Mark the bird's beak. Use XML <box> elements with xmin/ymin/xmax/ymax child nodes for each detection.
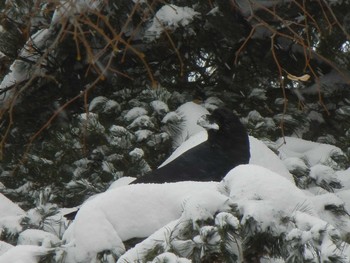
<box><xmin>197</xmin><ymin>114</ymin><xmax>219</xmax><ymax>130</ymax></box>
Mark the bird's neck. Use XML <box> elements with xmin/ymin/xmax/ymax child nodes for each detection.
<box><xmin>208</xmin><ymin>127</ymin><xmax>248</xmax><ymax>147</ymax></box>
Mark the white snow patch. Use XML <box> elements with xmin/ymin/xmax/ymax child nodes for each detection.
<box><xmin>309</xmin><ymin>164</ymin><xmax>337</xmax><ymax>185</ymax></box>
<box><xmin>0</xmin><ymin>193</ymin><xmax>25</xmax><ymax>236</ymax></box>
<box><xmin>124</xmin><ymin>107</ymin><xmax>148</xmax><ymax>122</ymax></box>
<box><xmin>181</xmin><ymin>190</ymin><xmax>233</xmax><ymax>230</ymax></box>
<box><xmin>18</xmin><ymin>229</ymin><xmax>60</xmax><ymax>247</ymax></box>
<box><xmin>0</xmin><ymin>193</ymin><xmax>24</xmax><ymax>217</ymax></box>
<box><xmin>89</xmin><ymin>96</ymin><xmax>108</xmax><ymax>111</ymax></box>
<box><xmin>89</xmin><ymin>96</ymin><xmax>119</xmax><ymax>113</ymax></box>
<box><xmin>127</xmin><ymin>115</ymin><xmax>154</xmax><ymax>129</ymax></box>
<box><xmin>0</xmin><ymin>245</ymin><xmax>52</xmax><ymax>263</ymax></box>
<box><xmin>78</xmin><ymin>112</ymin><xmax>105</xmax><ymax>132</ymax></box>
<box><xmin>283</xmin><ymin>157</ymin><xmax>308</xmax><ymax>171</ymax></box>
<box><xmin>222</xmin><ymin>165</ymin><xmax>315</xmax><ymax>232</ymax></box>
<box><xmin>117</xmin><ymin>220</ymin><xmax>180</xmax><ymax>262</ymax></box>
<box><xmin>150</xmin><ymin>252</ymin><xmax>191</xmax><ymax>263</ymax></box>
<box><xmin>162</xmin><ymin>111</ymin><xmax>182</xmax><ymax>124</ymax></box>
<box><xmin>0</xmin><ymin>29</ymin><xmax>51</xmax><ymax>106</ymax></box>
<box><xmin>150</xmin><ymin>100</ymin><xmax>169</xmax><ymax>115</ymax></box>
<box><xmin>336</xmin><ymin>168</ymin><xmax>350</xmax><ymax>190</ymax></box>
<box><xmin>276</xmin><ymin>136</ymin><xmax>344</xmax><ymax>167</ymax></box>
<box><xmin>146</xmin><ymin>5</ymin><xmax>199</xmax><ymax>40</ymax></box>
<box><xmin>108</xmin><ymin>177</ymin><xmax>136</xmax><ymax>190</ymax></box>
<box><xmin>0</xmin><ymin>241</ymin><xmax>13</xmax><ymax>257</ymax></box>
<box><xmin>172</xmin><ymin>102</ymin><xmax>209</xmax><ymax>147</ymax></box>
<box><xmin>134</xmin><ymin>129</ymin><xmax>153</xmax><ymax>142</ymax></box>
<box><xmin>129</xmin><ymin>148</ymin><xmax>144</xmax><ymax>160</ymax></box>
<box><xmin>249</xmin><ymin>136</ymin><xmax>294</xmax><ymax>182</ymax></box>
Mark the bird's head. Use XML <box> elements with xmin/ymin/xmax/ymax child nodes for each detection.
<box><xmin>197</xmin><ymin>108</ymin><xmax>242</xmax><ymax>131</ymax></box>
<box><xmin>197</xmin><ymin>107</ymin><xmax>249</xmax><ymax>144</ymax></box>
<box><xmin>197</xmin><ymin>113</ymin><xmax>220</xmax><ymax>131</ymax></box>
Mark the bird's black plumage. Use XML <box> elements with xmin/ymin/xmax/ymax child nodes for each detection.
<box><xmin>132</xmin><ymin>108</ymin><xmax>250</xmax><ymax>184</ymax></box>
<box><xmin>64</xmin><ymin>108</ymin><xmax>250</xmax><ymax>220</ymax></box>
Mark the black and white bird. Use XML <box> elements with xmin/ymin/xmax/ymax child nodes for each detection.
<box><xmin>132</xmin><ymin>107</ymin><xmax>250</xmax><ymax>184</ymax></box>
<box><xmin>64</xmin><ymin>107</ymin><xmax>250</xmax><ymax>220</ymax></box>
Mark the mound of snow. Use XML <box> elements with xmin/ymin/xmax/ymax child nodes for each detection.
<box><xmin>276</xmin><ymin>137</ymin><xmax>344</xmax><ymax>167</ymax></box>
<box><xmin>0</xmin><ymin>245</ymin><xmax>53</xmax><ymax>263</ymax></box>
<box><xmin>119</xmin><ymin>165</ymin><xmax>350</xmax><ymax>262</ymax></box>
<box><xmin>18</xmin><ymin>229</ymin><xmax>60</xmax><ymax>247</ymax></box>
<box><xmin>0</xmin><ymin>193</ymin><xmax>25</xmax><ymax>237</ymax></box>
<box><xmin>0</xmin><ymin>193</ymin><xmax>24</xmax><ymax>217</ymax></box>
<box><xmin>222</xmin><ymin>165</ymin><xmax>316</xmax><ymax>230</ymax></box>
<box><xmin>0</xmin><ymin>241</ymin><xmax>13</xmax><ymax>257</ymax></box>
<box><xmin>63</xmin><ymin>182</ymin><xmax>218</xmax><ymax>262</ymax></box>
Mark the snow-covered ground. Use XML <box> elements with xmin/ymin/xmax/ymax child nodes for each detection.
<box><xmin>0</xmin><ymin>102</ymin><xmax>349</xmax><ymax>262</ymax></box>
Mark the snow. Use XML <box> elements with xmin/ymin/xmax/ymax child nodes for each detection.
<box><xmin>215</xmin><ymin>211</ymin><xmax>240</xmax><ymax>229</ymax></box>
<box><xmin>337</xmin><ymin>190</ymin><xmax>350</xmax><ymax>213</ymax></box>
<box><xmin>145</xmin><ymin>5</ymin><xmax>199</xmax><ymax>40</ymax></box>
<box><xmin>18</xmin><ymin>229</ymin><xmax>60</xmax><ymax>247</ymax></box>
<box><xmin>149</xmin><ymin>252</ymin><xmax>191</xmax><ymax>263</ymax></box>
<box><xmin>180</xmin><ymin>190</ymin><xmax>233</xmax><ymax>230</ymax></box>
<box><xmin>283</xmin><ymin>157</ymin><xmax>309</xmax><ymax>172</ymax></box>
<box><xmin>134</xmin><ymin>129</ymin><xmax>153</xmax><ymax>142</ymax></box>
<box><xmin>107</xmin><ymin>177</ymin><xmax>136</xmax><ymax>190</ymax></box>
<box><xmin>78</xmin><ymin>112</ymin><xmax>105</xmax><ymax>132</ymax></box>
<box><xmin>336</xmin><ymin>168</ymin><xmax>350</xmax><ymax>189</ymax></box>
<box><xmin>0</xmin><ymin>193</ymin><xmax>24</xmax><ymax>217</ymax></box>
<box><xmin>249</xmin><ymin>136</ymin><xmax>294</xmax><ymax>182</ymax></box>
<box><xmin>116</xmin><ymin>190</ymin><xmax>234</xmax><ymax>262</ymax></box>
<box><xmin>124</xmin><ymin>107</ymin><xmax>148</xmax><ymax>122</ymax></box>
<box><xmin>63</xmin><ymin>182</ymin><xmax>219</xmax><ymax>262</ymax></box>
<box><xmin>0</xmin><ymin>245</ymin><xmax>53</xmax><ymax>263</ymax></box>
<box><xmin>89</xmin><ymin>96</ymin><xmax>120</xmax><ymax>113</ymax></box>
<box><xmin>150</xmin><ymin>100</ymin><xmax>169</xmax><ymax>115</ymax></box>
<box><xmin>162</xmin><ymin>111</ymin><xmax>182</xmax><ymax>124</ymax></box>
<box><xmin>52</xmin><ymin>0</ymin><xmax>103</xmax><ymax>24</ymax></box>
<box><xmin>0</xmin><ymin>28</ymin><xmax>51</xmax><ymax>106</ymax></box>
<box><xmin>172</xmin><ymin>102</ymin><xmax>209</xmax><ymax>147</ymax></box>
<box><xmin>117</xmin><ymin>164</ymin><xmax>349</xmax><ymax>262</ymax></box>
<box><xmin>309</xmin><ymin>164</ymin><xmax>337</xmax><ymax>185</ymax></box>
<box><xmin>127</xmin><ymin>115</ymin><xmax>154</xmax><ymax>129</ymax></box>
<box><xmin>117</xmin><ymin>220</ymin><xmax>180</xmax><ymax>262</ymax></box>
<box><xmin>0</xmin><ymin>194</ymin><xmax>25</xmax><ymax>237</ymax></box>
<box><xmin>276</xmin><ymin>136</ymin><xmax>344</xmax><ymax>167</ymax></box>
<box><xmin>129</xmin><ymin>148</ymin><xmax>144</xmax><ymax>160</ymax></box>
<box><xmin>0</xmin><ymin>241</ymin><xmax>13</xmax><ymax>256</ymax></box>
<box><xmin>222</xmin><ymin>165</ymin><xmax>315</xmax><ymax>232</ymax></box>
